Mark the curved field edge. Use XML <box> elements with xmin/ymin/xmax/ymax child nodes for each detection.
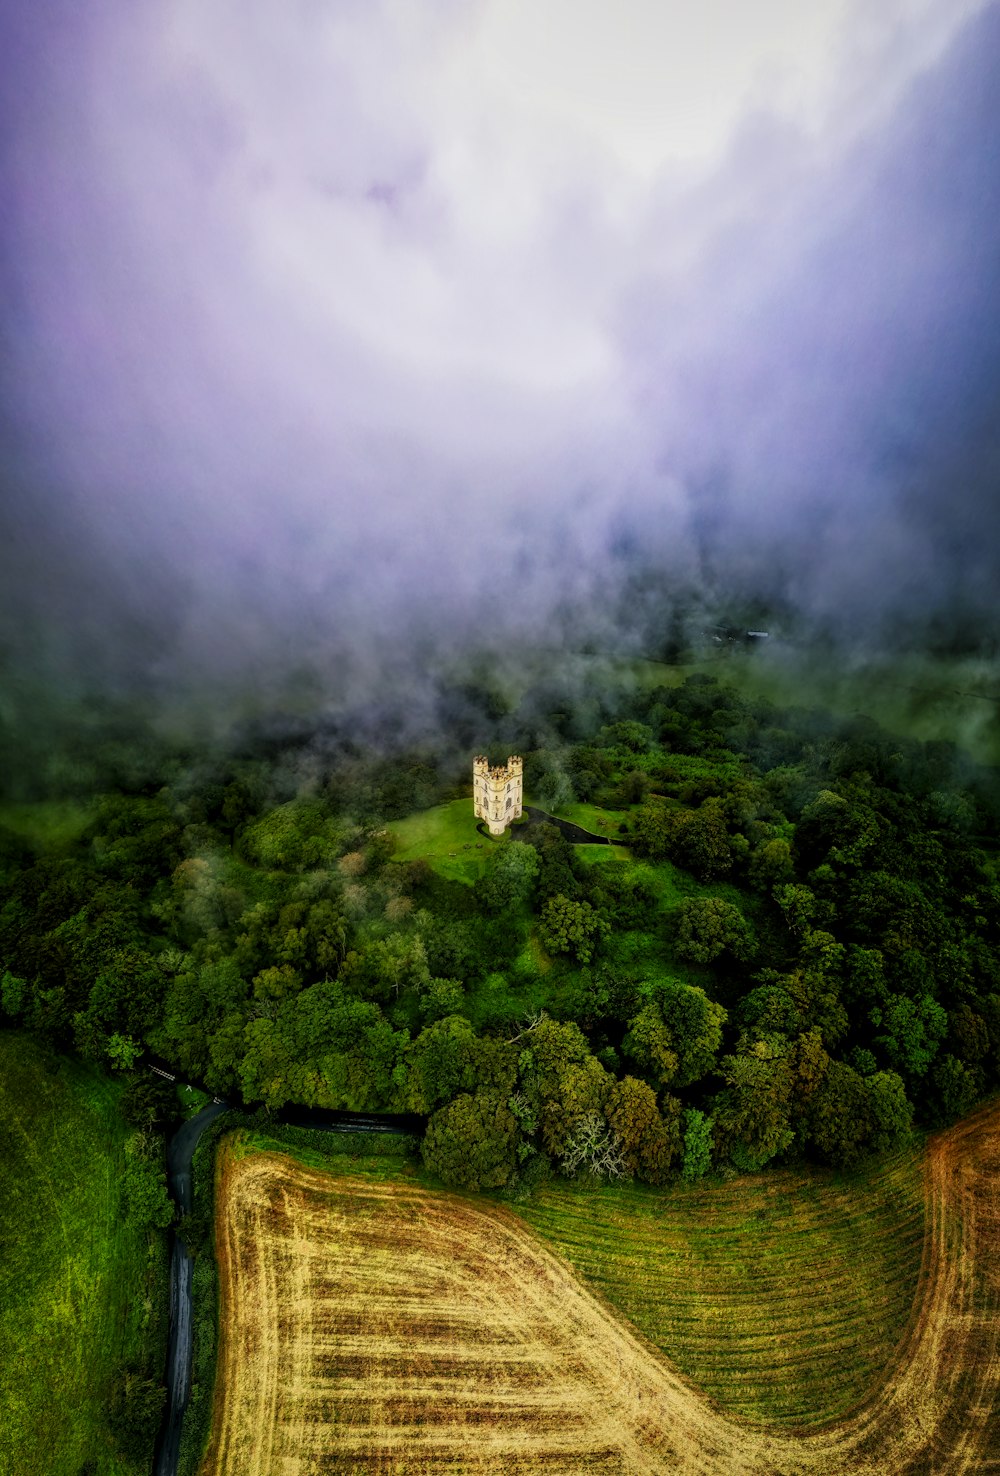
<box><xmin>512</xmin><ymin>1145</ymin><xmax>926</xmax><ymax>1428</ymax></box>
<box><xmin>199</xmin><ymin>1105</ymin><xmax>1000</xmax><ymax>1474</ymax></box>
<box><xmin>0</xmin><ymin>1030</ymin><xmax>169</xmax><ymax>1476</ymax></box>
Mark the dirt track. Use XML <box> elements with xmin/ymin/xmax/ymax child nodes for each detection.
<box><xmin>201</xmin><ymin>1103</ymin><xmax>1000</xmax><ymax>1475</ymax></box>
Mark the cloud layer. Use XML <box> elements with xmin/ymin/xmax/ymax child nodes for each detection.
<box><xmin>1</xmin><ymin>0</ymin><xmax>998</xmax><ymax>708</ymax></box>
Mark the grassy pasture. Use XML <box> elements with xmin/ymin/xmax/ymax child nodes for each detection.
<box><xmin>514</xmin><ymin>1147</ymin><xmax>926</xmax><ymax>1428</ymax></box>
<box><xmin>0</xmin><ymin>1032</ymin><xmax>167</xmax><ymax>1476</ymax></box>
<box><xmin>200</xmin><ymin>1108</ymin><xmax>1000</xmax><ymax>1474</ymax></box>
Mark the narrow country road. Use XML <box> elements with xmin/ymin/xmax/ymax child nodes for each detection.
<box><xmin>523</xmin><ymin>806</ymin><xmax>627</xmax><ymax>845</ymax></box>
<box><xmin>152</xmin><ymin>1069</ymin><xmax>425</xmax><ymax>1476</ymax></box>
<box><xmin>154</xmin><ymin>1098</ymin><xmax>229</xmax><ymax>1476</ymax></box>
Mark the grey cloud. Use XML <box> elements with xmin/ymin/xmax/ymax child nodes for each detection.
<box><xmin>1</xmin><ymin>0</ymin><xmax>997</xmax><ymax>726</ymax></box>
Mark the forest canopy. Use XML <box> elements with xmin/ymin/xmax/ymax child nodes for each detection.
<box><xmin>2</xmin><ymin>669</ymin><xmax>999</xmax><ymax>1191</ymax></box>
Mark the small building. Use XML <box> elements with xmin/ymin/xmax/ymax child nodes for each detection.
<box><xmin>473</xmin><ymin>755</ymin><xmax>523</xmax><ymax>836</ymax></box>
<box><xmin>705</xmin><ymin>625</ymin><xmax>770</xmax><ymax>646</ymax></box>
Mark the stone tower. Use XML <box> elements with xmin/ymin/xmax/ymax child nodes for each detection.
<box><xmin>473</xmin><ymin>755</ymin><xmax>523</xmax><ymax>836</ymax></box>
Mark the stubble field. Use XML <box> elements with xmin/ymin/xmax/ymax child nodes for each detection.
<box><xmin>200</xmin><ymin>1103</ymin><xmax>1000</xmax><ymax>1475</ymax></box>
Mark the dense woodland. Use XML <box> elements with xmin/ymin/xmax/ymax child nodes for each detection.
<box><xmin>3</xmin><ymin>670</ymin><xmax>1000</xmax><ymax>1193</ymax></box>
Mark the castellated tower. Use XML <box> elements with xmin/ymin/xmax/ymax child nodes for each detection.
<box><xmin>473</xmin><ymin>755</ymin><xmax>523</xmax><ymax>836</ymax></box>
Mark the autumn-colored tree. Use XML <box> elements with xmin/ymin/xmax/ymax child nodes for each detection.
<box><xmin>605</xmin><ymin>1076</ymin><xmax>682</xmax><ymax>1184</ymax></box>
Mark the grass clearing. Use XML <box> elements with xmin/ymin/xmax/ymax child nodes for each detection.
<box><xmin>548</xmin><ymin>801</ymin><xmax>636</xmax><ymax>836</ymax></box>
<box><xmin>199</xmin><ymin>1106</ymin><xmax>1000</xmax><ymax>1474</ymax></box>
<box><xmin>386</xmin><ymin>798</ymin><xmax>491</xmax><ymax>884</ymax></box>
<box><xmin>177</xmin><ymin>1081</ymin><xmax>214</xmax><ymax>1117</ymax></box>
<box><xmin>574</xmin><ymin>844</ymin><xmax>635</xmax><ymax>866</ymax></box>
<box><xmin>0</xmin><ymin>1032</ymin><xmax>168</xmax><ymax>1476</ymax></box>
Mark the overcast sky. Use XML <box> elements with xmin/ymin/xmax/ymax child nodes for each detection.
<box><xmin>2</xmin><ymin>0</ymin><xmax>998</xmax><ymax>705</ymax></box>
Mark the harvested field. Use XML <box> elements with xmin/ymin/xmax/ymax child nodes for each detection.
<box><xmin>201</xmin><ymin>1103</ymin><xmax>1000</xmax><ymax>1475</ymax></box>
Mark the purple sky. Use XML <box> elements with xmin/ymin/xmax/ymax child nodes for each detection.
<box><xmin>2</xmin><ymin>0</ymin><xmax>998</xmax><ymax>704</ymax></box>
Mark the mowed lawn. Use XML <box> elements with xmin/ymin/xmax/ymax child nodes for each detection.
<box><xmin>514</xmin><ymin>1145</ymin><xmax>926</xmax><ymax>1428</ymax></box>
<box><xmin>546</xmin><ymin>800</ymin><xmax>636</xmax><ymax>836</ymax></box>
<box><xmin>386</xmin><ymin>797</ymin><xmax>494</xmax><ymax>883</ymax></box>
<box><xmin>0</xmin><ymin>1032</ymin><xmax>163</xmax><ymax>1476</ymax></box>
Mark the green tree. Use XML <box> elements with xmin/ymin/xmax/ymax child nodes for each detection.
<box><xmin>622</xmin><ymin>1003</ymin><xmax>679</xmax><ymax>1090</ymax></box>
<box><xmin>673</xmin><ymin>798</ymin><xmax>734</xmax><ymax>880</ymax></box>
<box><xmin>109</xmin><ymin>1371</ymin><xmax>166</xmax><ymax>1461</ymax></box>
<box><xmin>873</xmin><ymin>994</ymin><xmax>948</xmax><ymax>1078</ymax></box>
<box><xmin>713</xmin><ymin>1039</ymin><xmax>794</xmax><ymax>1171</ymax></box>
<box><xmin>539</xmin><ymin>1056</ymin><xmax>613</xmax><ymax>1160</ymax></box>
<box><xmin>0</xmin><ymin>971</ymin><xmax>27</xmax><ymax>1018</ymax></box>
<box><xmin>422</xmin><ymin>1091</ymin><xmax>518</xmax><ymax>1191</ymax></box>
<box><xmin>928</xmin><ymin>1054</ymin><xmax>979</xmax><ymax>1123</ymax></box>
<box><xmin>807</xmin><ymin>1062</ymin><xmax>911</xmax><ymax>1166</ymax></box>
<box><xmin>674</xmin><ymin>897</ymin><xmax>755</xmax><ymax>965</ymax></box>
<box><xmin>418</xmin><ymin>975</ymin><xmax>466</xmax><ymax>1023</ymax></box>
<box><xmin>681</xmin><ymin>1108</ymin><xmax>714</xmax><ymax>1182</ymax></box>
<box><xmin>867</xmin><ymin>1070</ymin><xmax>913</xmax><ymax>1149</ymax></box>
<box><xmin>516</xmin><ymin>1016</ymin><xmax>611</xmax><ymax>1159</ymax></box>
<box><xmin>476</xmin><ymin>840</ymin><xmax>540</xmax><ymax>914</ymax></box>
<box><xmin>629</xmin><ymin>798</ymin><xmax>675</xmax><ymax>860</ymax></box>
<box><xmin>748</xmin><ymin>836</ymin><xmax>794</xmax><ymax>891</ymax></box>
<box><xmin>121</xmin><ymin>1136</ymin><xmax>173</xmax><ymax>1230</ymax></box>
<box><xmin>405</xmin><ymin>1015</ymin><xmax>479</xmax><ymax>1113</ymax></box>
<box><xmin>596</xmin><ymin>720</ymin><xmax>654</xmax><ymax>753</ymax></box>
<box><xmin>653</xmin><ymin>980</ymin><xmax>727</xmax><ymax>1087</ymax></box>
<box><xmin>107</xmin><ymin>1033</ymin><xmax>141</xmax><ymax>1070</ymax></box>
<box><xmin>539</xmin><ymin>894</ymin><xmax>608</xmax><ymax>964</ymax></box>
<box><xmin>241</xmin><ymin>799</ymin><xmax>342</xmax><ymax>871</ymax></box>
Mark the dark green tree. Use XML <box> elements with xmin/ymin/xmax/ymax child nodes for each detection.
<box><xmin>422</xmin><ymin>1091</ymin><xmax>519</xmax><ymax>1191</ymax></box>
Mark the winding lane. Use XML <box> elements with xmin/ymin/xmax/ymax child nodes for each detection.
<box><xmin>154</xmin><ymin>1099</ymin><xmax>229</xmax><ymax>1476</ymax></box>
<box><xmin>476</xmin><ymin>806</ymin><xmax>628</xmax><ymax>846</ymax></box>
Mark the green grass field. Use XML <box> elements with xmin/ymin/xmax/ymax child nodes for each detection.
<box><xmin>0</xmin><ymin>1033</ymin><xmax>168</xmax><ymax>1475</ymax></box>
<box><xmin>573</xmin><ymin>844</ymin><xmax>635</xmax><ymax>866</ymax></box>
<box><xmin>386</xmin><ymin>797</ymin><xmax>494</xmax><ymax>883</ymax></box>
<box><xmin>513</xmin><ymin>1145</ymin><xmax>926</xmax><ymax>1428</ymax></box>
<box><xmin>546</xmin><ymin>800</ymin><xmax>637</xmax><ymax>835</ymax></box>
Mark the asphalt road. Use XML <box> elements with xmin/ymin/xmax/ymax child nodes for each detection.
<box><xmin>154</xmin><ymin>1098</ymin><xmax>229</xmax><ymax>1476</ymax></box>
<box><xmin>523</xmin><ymin>806</ymin><xmax>627</xmax><ymax>846</ymax></box>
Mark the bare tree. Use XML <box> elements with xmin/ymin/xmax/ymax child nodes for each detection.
<box><xmin>560</xmin><ymin>1112</ymin><xmax>626</xmax><ymax>1180</ymax></box>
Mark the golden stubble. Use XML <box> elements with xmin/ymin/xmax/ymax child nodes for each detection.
<box><xmin>201</xmin><ymin>1102</ymin><xmax>1000</xmax><ymax>1475</ymax></box>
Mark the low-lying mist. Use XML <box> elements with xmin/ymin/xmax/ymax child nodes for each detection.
<box><xmin>1</xmin><ymin>1</ymin><xmax>998</xmax><ymax>762</ymax></box>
